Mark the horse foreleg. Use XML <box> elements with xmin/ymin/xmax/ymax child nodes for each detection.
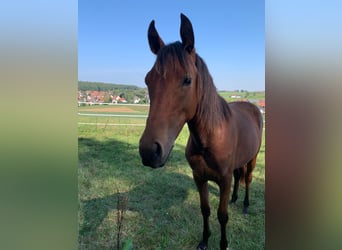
<box><xmin>243</xmin><ymin>157</ymin><xmax>257</xmax><ymax>214</ymax></box>
<box><xmin>217</xmin><ymin>176</ymin><xmax>232</xmax><ymax>250</ymax></box>
<box><xmin>193</xmin><ymin>175</ymin><xmax>211</xmax><ymax>250</ymax></box>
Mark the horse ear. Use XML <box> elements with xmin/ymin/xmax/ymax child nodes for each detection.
<box><xmin>148</xmin><ymin>20</ymin><xmax>165</xmax><ymax>55</ymax></box>
<box><xmin>180</xmin><ymin>13</ymin><xmax>195</xmax><ymax>53</ymax></box>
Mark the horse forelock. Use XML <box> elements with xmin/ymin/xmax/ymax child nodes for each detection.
<box><xmin>154</xmin><ymin>41</ymin><xmax>191</xmax><ymax>78</ymax></box>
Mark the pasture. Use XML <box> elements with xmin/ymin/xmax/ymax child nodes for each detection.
<box><xmin>78</xmin><ymin>103</ymin><xmax>265</xmax><ymax>249</ymax></box>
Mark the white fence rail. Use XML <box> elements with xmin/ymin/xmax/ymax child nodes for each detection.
<box><xmin>78</xmin><ymin>113</ymin><xmax>148</xmax><ymax>118</ymax></box>
<box><xmin>78</xmin><ymin>122</ymin><xmax>145</xmax><ymax>126</ymax></box>
<box><xmin>78</xmin><ymin>112</ymin><xmax>147</xmax><ymax>127</ymax></box>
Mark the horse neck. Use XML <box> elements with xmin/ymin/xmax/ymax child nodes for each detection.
<box><xmin>187</xmin><ymin>81</ymin><xmax>230</xmax><ymax>146</ymax></box>
<box><xmin>186</xmin><ymin>55</ymin><xmax>231</xmax><ymax>146</ymax></box>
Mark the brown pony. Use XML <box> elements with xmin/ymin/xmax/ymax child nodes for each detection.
<box><xmin>139</xmin><ymin>14</ymin><xmax>263</xmax><ymax>250</ymax></box>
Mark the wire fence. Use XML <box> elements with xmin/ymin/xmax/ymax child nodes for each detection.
<box><xmin>78</xmin><ymin>111</ymin><xmax>148</xmax><ymax>127</ymax></box>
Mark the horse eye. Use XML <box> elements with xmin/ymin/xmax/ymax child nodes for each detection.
<box><xmin>183</xmin><ymin>76</ymin><xmax>192</xmax><ymax>86</ymax></box>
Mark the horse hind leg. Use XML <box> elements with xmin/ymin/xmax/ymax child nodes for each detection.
<box><xmin>230</xmin><ymin>167</ymin><xmax>243</xmax><ymax>204</ymax></box>
<box><xmin>243</xmin><ymin>157</ymin><xmax>257</xmax><ymax>214</ymax></box>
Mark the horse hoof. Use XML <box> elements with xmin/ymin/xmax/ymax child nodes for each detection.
<box><xmin>243</xmin><ymin>207</ymin><xmax>249</xmax><ymax>214</ymax></box>
<box><xmin>196</xmin><ymin>241</ymin><xmax>208</xmax><ymax>250</ymax></box>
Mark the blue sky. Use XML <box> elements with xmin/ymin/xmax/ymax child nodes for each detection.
<box><xmin>79</xmin><ymin>1</ymin><xmax>264</xmax><ymax>91</ymax></box>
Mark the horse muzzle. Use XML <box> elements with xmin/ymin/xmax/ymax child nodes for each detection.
<box><xmin>139</xmin><ymin>139</ymin><xmax>173</xmax><ymax>168</ymax></box>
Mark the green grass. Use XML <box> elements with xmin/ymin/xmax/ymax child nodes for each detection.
<box><xmin>78</xmin><ymin>104</ymin><xmax>265</xmax><ymax>250</ymax></box>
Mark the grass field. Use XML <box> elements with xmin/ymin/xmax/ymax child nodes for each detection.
<box><xmin>78</xmin><ymin>103</ymin><xmax>265</xmax><ymax>250</ymax></box>
<box><xmin>218</xmin><ymin>91</ymin><xmax>265</xmax><ymax>102</ymax></box>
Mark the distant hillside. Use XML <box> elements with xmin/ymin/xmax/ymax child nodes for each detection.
<box><xmin>219</xmin><ymin>90</ymin><xmax>265</xmax><ymax>102</ymax></box>
<box><xmin>78</xmin><ymin>81</ymin><xmax>142</xmax><ymax>92</ymax></box>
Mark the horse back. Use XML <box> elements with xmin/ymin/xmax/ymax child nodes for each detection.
<box><xmin>228</xmin><ymin>101</ymin><xmax>263</xmax><ymax>132</ymax></box>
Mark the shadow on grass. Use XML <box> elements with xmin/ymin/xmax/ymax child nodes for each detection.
<box><xmin>78</xmin><ymin>137</ymin><xmax>198</xmax><ymax>247</ymax></box>
<box><xmin>79</xmin><ymin>171</ymin><xmax>194</xmax><ymax>235</ymax></box>
<box><xmin>78</xmin><ymin>136</ymin><xmax>265</xmax><ymax>249</ymax></box>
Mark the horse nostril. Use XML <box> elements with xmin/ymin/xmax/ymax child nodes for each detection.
<box><xmin>153</xmin><ymin>141</ymin><xmax>162</xmax><ymax>159</ymax></box>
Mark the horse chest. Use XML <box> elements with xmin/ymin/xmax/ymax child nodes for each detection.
<box><xmin>186</xmin><ymin>147</ymin><xmax>232</xmax><ymax>182</ymax></box>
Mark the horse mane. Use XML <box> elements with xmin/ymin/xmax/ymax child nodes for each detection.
<box><xmin>155</xmin><ymin>41</ymin><xmax>231</xmax><ymax>132</ymax></box>
<box><xmin>194</xmin><ymin>54</ymin><xmax>231</xmax><ymax>132</ymax></box>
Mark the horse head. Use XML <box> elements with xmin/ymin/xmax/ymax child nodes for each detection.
<box><xmin>139</xmin><ymin>14</ymin><xmax>199</xmax><ymax>168</ymax></box>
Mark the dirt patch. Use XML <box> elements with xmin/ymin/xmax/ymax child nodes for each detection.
<box><xmin>81</xmin><ymin>107</ymin><xmax>138</xmax><ymax>113</ymax></box>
